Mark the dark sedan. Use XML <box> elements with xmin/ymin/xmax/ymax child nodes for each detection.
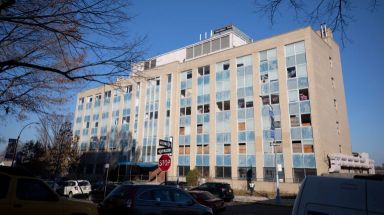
<box><xmin>100</xmin><ymin>184</ymin><xmax>213</xmax><ymax>215</ymax></box>
<box><xmin>189</xmin><ymin>190</ymin><xmax>225</xmax><ymax>214</ymax></box>
<box><xmin>191</xmin><ymin>182</ymin><xmax>234</xmax><ymax>202</ymax></box>
<box><xmin>90</xmin><ymin>183</ymin><xmax>119</xmax><ymax>203</ymax></box>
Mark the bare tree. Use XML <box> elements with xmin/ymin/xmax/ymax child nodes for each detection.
<box><xmin>37</xmin><ymin>113</ymin><xmax>79</xmax><ymax>177</ymax></box>
<box><xmin>0</xmin><ymin>0</ymin><xmax>145</xmax><ymax>118</ymax></box>
<box><xmin>254</xmin><ymin>0</ymin><xmax>380</xmax><ymax>46</ymax></box>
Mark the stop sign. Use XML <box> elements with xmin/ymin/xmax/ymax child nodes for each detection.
<box><xmin>158</xmin><ymin>154</ymin><xmax>171</xmax><ymax>171</ymax></box>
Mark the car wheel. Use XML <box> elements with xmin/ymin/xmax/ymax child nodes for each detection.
<box><xmin>69</xmin><ymin>191</ymin><xmax>73</xmax><ymax>198</ymax></box>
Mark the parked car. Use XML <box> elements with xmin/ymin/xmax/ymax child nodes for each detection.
<box><xmin>57</xmin><ymin>180</ymin><xmax>91</xmax><ymax>198</ymax></box>
<box><xmin>292</xmin><ymin>175</ymin><xmax>384</xmax><ymax>215</ymax></box>
<box><xmin>191</xmin><ymin>182</ymin><xmax>234</xmax><ymax>202</ymax></box>
<box><xmin>90</xmin><ymin>183</ymin><xmax>120</xmax><ymax>203</ymax></box>
<box><xmin>189</xmin><ymin>190</ymin><xmax>225</xmax><ymax>214</ymax></box>
<box><xmin>100</xmin><ymin>184</ymin><xmax>213</xmax><ymax>215</ymax></box>
<box><xmin>0</xmin><ymin>166</ymin><xmax>99</xmax><ymax>215</ymax></box>
<box><xmin>160</xmin><ymin>180</ymin><xmax>189</xmax><ymax>190</ymax></box>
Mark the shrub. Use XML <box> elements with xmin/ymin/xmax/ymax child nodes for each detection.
<box><xmin>186</xmin><ymin>169</ymin><xmax>200</xmax><ymax>187</ymax></box>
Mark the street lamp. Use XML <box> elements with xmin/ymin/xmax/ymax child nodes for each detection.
<box><xmin>11</xmin><ymin>122</ymin><xmax>40</xmax><ymax>167</ymax></box>
<box><xmin>260</xmin><ymin>96</ymin><xmax>281</xmax><ymax>204</ymax></box>
<box><xmin>104</xmin><ymin>163</ymin><xmax>110</xmax><ymax>198</ymax></box>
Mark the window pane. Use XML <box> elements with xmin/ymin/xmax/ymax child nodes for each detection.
<box><xmin>221</xmin><ymin>35</ymin><xmax>230</xmax><ymax>49</ymax></box>
<box><xmin>216</xmin><ymin>166</ymin><xmax>223</xmax><ymax>178</ymax></box>
<box><xmin>238</xmin><ymin>122</ymin><xmax>246</xmax><ymax>131</ymax></box>
<box><xmin>224</xmin><ymin>167</ymin><xmax>232</xmax><ymax>178</ymax></box>
<box><xmin>270</xmin><ymin>80</ymin><xmax>279</xmax><ymax>93</ymax></box>
<box><xmin>287</xmin><ymin>78</ymin><xmax>298</xmax><ymax>90</ymax></box>
<box><xmin>212</xmin><ymin>39</ymin><xmax>220</xmax><ymax>52</ymax></box>
<box><xmin>193</xmin><ymin>44</ymin><xmax>202</xmax><ymax>58</ymax></box>
<box><xmin>297</xmin><ymin>64</ymin><xmax>307</xmax><ymax>77</ymax></box>
<box><xmin>295</xmin><ymin>41</ymin><xmax>305</xmax><ymax>54</ymax></box>
<box><xmin>288</xmin><ymin>90</ymin><xmax>298</xmax><ymax>103</ymax></box>
<box><xmin>285</xmin><ymin>44</ymin><xmax>295</xmax><ymax>56</ymax></box>
<box><xmin>299</xmin><ymin>89</ymin><xmax>309</xmax><ymax>101</ymax></box>
<box><xmin>296</xmin><ymin>53</ymin><xmax>306</xmax><ymax>65</ymax></box>
<box><xmin>303</xmin><ymin>154</ymin><xmax>316</xmax><ymax>168</ymax></box>
<box><xmin>300</xmin><ymin>101</ymin><xmax>311</xmax><ymax>113</ymax></box>
<box><xmin>261</xmin><ymin>83</ymin><xmax>269</xmax><ymax>95</ymax></box>
<box><xmin>238</xmin><ymin>155</ymin><xmax>246</xmax><ymax>167</ymax></box>
<box><xmin>292</xmin><ymin>141</ymin><xmax>302</xmax><ymax>153</ymax></box>
<box><xmin>287</xmin><ymin>67</ymin><xmax>296</xmax><ymax>78</ymax></box>
<box><xmin>186</xmin><ymin>47</ymin><xmax>193</xmax><ymax>59</ymax></box>
<box><xmin>291</xmin><ymin>127</ymin><xmax>301</xmax><ymax>139</ymax></box>
<box><xmin>302</xmin><ymin>127</ymin><xmax>313</xmax><ymax>139</ymax></box>
<box><xmin>286</xmin><ymin>56</ymin><xmax>295</xmax><ymax>67</ymax></box>
<box><xmin>298</xmin><ymin>77</ymin><xmax>308</xmax><ymax>89</ymax></box>
<box><xmin>260</xmin><ymin>51</ymin><xmax>267</xmax><ymax>61</ymax></box>
<box><xmin>293</xmin><ymin>154</ymin><xmax>303</xmax><ymax>168</ymax></box>
<box><xmin>289</xmin><ymin>103</ymin><xmax>300</xmax><ymax>115</ymax></box>
<box><xmin>238</xmin><ymin>143</ymin><xmax>246</xmax><ymax>154</ymax></box>
<box><xmin>303</xmin><ymin>145</ymin><xmax>314</xmax><ymax>153</ymax></box>
<box><xmin>271</xmin><ymin>94</ymin><xmax>279</xmax><ymax>104</ymax></box>
<box><xmin>203</xmin><ymin>42</ymin><xmax>210</xmax><ymax>54</ymax></box>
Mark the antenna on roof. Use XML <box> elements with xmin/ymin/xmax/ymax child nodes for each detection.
<box><xmin>199</xmin><ymin>33</ymin><xmax>202</xmax><ymax>41</ymax></box>
<box><xmin>205</xmin><ymin>32</ymin><xmax>207</xmax><ymax>39</ymax></box>
<box><xmin>320</xmin><ymin>23</ymin><xmax>328</xmax><ymax>38</ymax></box>
<box><xmin>210</xmin><ymin>30</ymin><xmax>213</xmax><ymax>37</ymax></box>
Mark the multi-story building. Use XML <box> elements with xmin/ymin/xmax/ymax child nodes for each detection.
<box><xmin>73</xmin><ymin>25</ymin><xmax>351</xmax><ymax>193</ymax></box>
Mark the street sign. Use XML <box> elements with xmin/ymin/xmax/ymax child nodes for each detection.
<box><xmin>157</xmin><ymin>147</ymin><xmax>172</xmax><ymax>155</ymax></box>
<box><xmin>159</xmin><ymin>154</ymin><xmax>171</xmax><ymax>171</ymax></box>
<box><xmin>159</xmin><ymin>139</ymin><xmax>172</xmax><ymax>148</ymax></box>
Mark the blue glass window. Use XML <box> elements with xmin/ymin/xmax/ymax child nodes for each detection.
<box><xmin>293</xmin><ymin>154</ymin><xmax>304</xmax><ymax>168</ymax></box>
<box><xmin>303</xmin><ymin>154</ymin><xmax>316</xmax><ymax>168</ymax></box>
<box><xmin>302</xmin><ymin>127</ymin><xmax>313</xmax><ymax>139</ymax></box>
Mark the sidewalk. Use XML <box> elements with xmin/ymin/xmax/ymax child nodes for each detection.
<box><xmin>234</xmin><ymin>195</ymin><xmax>295</xmax><ymax>207</ymax></box>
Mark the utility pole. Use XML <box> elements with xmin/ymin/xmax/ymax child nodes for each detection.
<box><xmin>268</xmin><ymin>104</ymin><xmax>281</xmax><ymax>204</ymax></box>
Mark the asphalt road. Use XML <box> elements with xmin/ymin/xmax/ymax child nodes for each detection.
<box><xmin>220</xmin><ymin>202</ymin><xmax>292</xmax><ymax>215</ymax></box>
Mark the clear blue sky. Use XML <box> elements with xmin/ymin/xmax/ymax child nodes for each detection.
<box><xmin>1</xmin><ymin>0</ymin><xmax>383</xmax><ymax>165</ymax></box>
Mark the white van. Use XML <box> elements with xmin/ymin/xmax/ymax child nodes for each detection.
<box><xmin>292</xmin><ymin>175</ymin><xmax>384</xmax><ymax>215</ymax></box>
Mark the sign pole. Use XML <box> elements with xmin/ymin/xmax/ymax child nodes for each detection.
<box><xmin>169</xmin><ymin>136</ymin><xmax>172</xmax><ymax>184</ymax></box>
<box><xmin>158</xmin><ymin>137</ymin><xmax>173</xmax><ymax>184</ymax></box>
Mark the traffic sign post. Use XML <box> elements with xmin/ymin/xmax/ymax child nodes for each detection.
<box><xmin>158</xmin><ymin>137</ymin><xmax>173</xmax><ymax>183</ymax></box>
